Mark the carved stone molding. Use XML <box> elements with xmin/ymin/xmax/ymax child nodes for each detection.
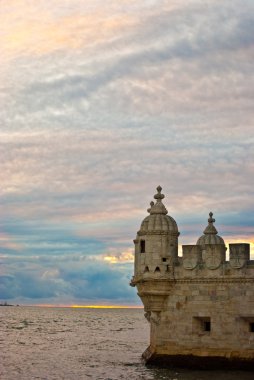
<box><xmin>137</xmin><ymin>231</ymin><xmax>179</xmax><ymax>236</ymax></box>
<box><xmin>150</xmin><ymin>311</ymin><xmax>161</xmax><ymax>325</ymax></box>
<box><xmin>174</xmin><ymin>277</ymin><xmax>254</xmax><ymax>284</ymax></box>
<box><xmin>183</xmin><ymin>245</ymin><xmax>202</xmax><ymax>270</ymax></box>
<box><xmin>131</xmin><ymin>274</ymin><xmax>254</xmax><ymax>286</ymax></box>
<box><xmin>144</xmin><ymin>311</ymin><xmax>151</xmax><ymax>322</ymax></box>
<box><xmin>203</xmin><ymin>245</ymin><xmax>225</xmax><ymax>270</ymax></box>
<box><xmin>230</xmin><ymin>244</ymin><xmax>250</xmax><ymax>269</ymax></box>
<box><xmin>144</xmin><ymin>311</ymin><xmax>161</xmax><ymax>325</ymax></box>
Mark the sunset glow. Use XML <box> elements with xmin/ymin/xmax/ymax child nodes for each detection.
<box><xmin>32</xmin><ymin>304</ymin><xmax>143</xmax><ymax>308</ymax></box>
<box><xmin>71</xmin><ymin>305</ymin><xmax>142</xmax><ymax>309</ymax></box>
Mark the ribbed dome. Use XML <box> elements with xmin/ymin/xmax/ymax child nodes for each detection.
<box><xmin>138</xmin><ymin>186</ymin><xmax>179</xmax><ymax>235</ymax></box>
<box><xmin>197</xmin><ymin>234</ymin><xmax>225</xmax><ymax>245</ymax></box>
<box><xmin>197</xmin><ymin>212</ymin><xmax>225</xmax><ymax>246</ymax></box>
<box><xmin>140</xmin><ymin>214</ymin><xmax>179</xmax><ymax>233</ymax></box>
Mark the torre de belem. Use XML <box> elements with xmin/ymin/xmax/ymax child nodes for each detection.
<box><xmin>130</xmin><ymin>186</ymin><xmax>254</xmax><ymax>369</ymax></box>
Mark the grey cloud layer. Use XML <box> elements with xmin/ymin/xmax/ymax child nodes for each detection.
<box><xmin>2</xmin><ymin>0</ymin><xmax>254</xmax><ymax>129</ymax></box>
<box><xmin>1</xmin><ymin>0</ymin><xmax>253</xmax><ymax>303</ymax></box>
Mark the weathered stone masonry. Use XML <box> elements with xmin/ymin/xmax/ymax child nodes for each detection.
<box><xmin>130</xmin><ymin>186</ymin><xmax>254</xmax><ymax>369</ymax></box>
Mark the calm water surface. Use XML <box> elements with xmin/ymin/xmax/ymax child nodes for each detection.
<box><xmin>0</xmin><ymin>307</ymin><xmax>253</xmax><ymax>380</ymax></box>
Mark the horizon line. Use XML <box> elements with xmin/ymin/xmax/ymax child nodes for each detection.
<box><xmin>28</xmin><ymin>304</ymin><xmax>144</xmax><ymax>309</ymax></box>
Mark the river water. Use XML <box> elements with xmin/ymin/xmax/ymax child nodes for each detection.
<box><xmin>0</xmin><ymin>307</ymin><xmax>253</xmax><ymax>379</ymax></box>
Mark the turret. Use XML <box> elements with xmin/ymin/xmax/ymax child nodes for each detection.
<box><xmin>196</xmin><ymin>212</ymin><xmax>226</xmax><ymax>269</ymax></box>
<box><xmin>197</xmin><ymin>212</ymin><xmax>225</xmax><ymax>246</ymax></box>
<box><xmin>133</xmin><ymin>186</ymin><xmax>180</xmax><ymax>279</ymax></box>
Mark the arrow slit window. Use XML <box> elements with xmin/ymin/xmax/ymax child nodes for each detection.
<box><xmin>140</xmin><ymin>240</ymin><xmax>145</xmax><ymax>253</ymax></box>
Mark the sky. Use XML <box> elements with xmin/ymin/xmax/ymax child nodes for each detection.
<box><xmin>0</xmin><ymin>0</ymin><xmax>254</xmax><ymax>306</ymax></box>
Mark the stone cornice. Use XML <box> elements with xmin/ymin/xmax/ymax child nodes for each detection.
<box><xmin>131</xmin><ymin>276</ymin><xmax>254</xmax><ymax>286</ymax></box>
<box><xmin>175</xmin><ymin>277</ymin><xmax>254</xmax><ymax>284</ymax></box>
<box><xmin>137</xmin><ymin>231</ymin><xmax>180</xmax><ymax>236</ymax></box>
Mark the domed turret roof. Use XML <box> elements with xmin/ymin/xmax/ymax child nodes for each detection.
<box><xmin>197</xmin><ymin>212</ymin><xmax>225</xmax><ymax>246</ymax></box>
<box><xmin>138</xmin><ymin>186</ymin><xmax>179</xmax><ymax>235</ymax></box>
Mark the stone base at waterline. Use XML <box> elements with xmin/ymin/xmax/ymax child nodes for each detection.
<box><xmin>142</xmin><ymin>346</ymin><xmax>254</xmax><ymax>371</ymax></box>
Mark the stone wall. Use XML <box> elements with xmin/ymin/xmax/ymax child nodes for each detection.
<box><xmin>132</xmin><ymin>252</ymin><xmax>254</xmax><ymax>368</ymax></box>
<box><xmin>135</xmin><ymin>275</ymin><xmax>254</xmax><ymax>368</ymax></box>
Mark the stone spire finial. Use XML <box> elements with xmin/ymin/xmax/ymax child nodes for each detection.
<box><xmin>147</xmin><ymin>201</ymin><xmax>154</xmax><ymax>214</ymax></box>
<box><xmin>154</xmin><ymin>185</ymin><xmax>165</xmax><ymax>200</ymax></box>
<box><xmin>208</xmin><ymin>212</ymin><xmax>215</xmax><ymax>224</ymax></box>
<box><xmin>203</xmin><ymin>211</ymin><xmax>218</xmax><ymax>235</ymax></box>
<box><xmin>150</xmin><ymin>186</ymin><xmax>168</xmax><ymax>215</ymax></box>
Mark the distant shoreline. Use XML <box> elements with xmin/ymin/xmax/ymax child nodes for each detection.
<box><xmin>0</xmin><ymin>303</ymin><xmax>19</xmax><ymax>307</ymax></box>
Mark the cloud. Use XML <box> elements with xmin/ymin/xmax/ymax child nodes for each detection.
<box><xmin>0</xmin><ymin>254</ymin><xmax>136</xmax><ymax>304</ymax></box>
<box><xmin>103</xmin><ymin>248</ymin><xmax>134</xmax><ymax>264</ymax></box>
<box><xmin>1</xmin><ymin>0</ymin><xmax>140</xmax><ymax>63</ymax></box>
<box><xmin>0</xmin><ymin>0</ymin><xmax>253</xmax><ymax>304</ymax></box>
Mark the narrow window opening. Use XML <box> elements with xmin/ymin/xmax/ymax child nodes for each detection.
<box><xmin>144</xmin><ymin>266</ymin><xmax>149</xmax><ymax>273</ymax></box>
<box><xmin>154</xmin><ymin>266</ymin><xmax>161</xmax><ymax>273</ymax></box>
<box><xmin>250</xmin><ymin>323</ymin><xmax>254</xmax><ymax>332</ymax></box>
<box><xmin>162</xmin><ymin>258</ymin><xmax>167</xmax><ymax>262</ymax></box>
<box><xmin>140</xmin><ymin>240</ymin><xmax>145</xmax><ymax>253</ymax></box>
<box><xmin>193</xmin><ymin>317</ymin><xmax>211</xmax><ymax>334</ymax></box>
<box><xmin>204</xmin><ymin>321</ymin><xmax>211</xmax><ymax>332</ymax></box>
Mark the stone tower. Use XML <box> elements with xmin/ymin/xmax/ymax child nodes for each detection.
<box><xmin>133</xmin><ymin>186</ymin><xmax>179</xmax><ymax>278</ymax></box>
<box><xmin>131</xmin><ymin>187</ymin><xmax>254</xmax><ymax>369</ymax></box>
